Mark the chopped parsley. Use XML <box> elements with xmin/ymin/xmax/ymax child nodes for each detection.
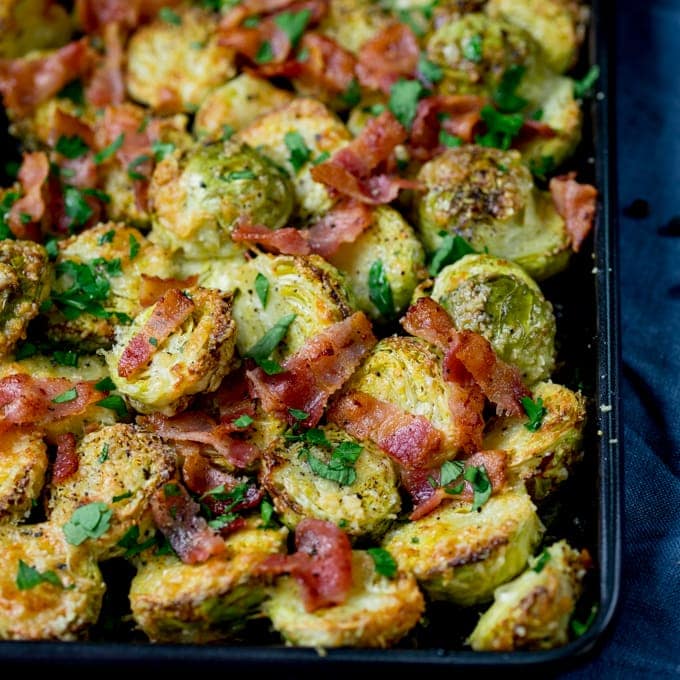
<box><xmin>116</xmin><ymin>525</ymin><xmax>157</xmax><ymax>558</ymax></box>
<box><xmin>428</xmin><ymin>232</ymin><xmax>477</xmax><ymax>276</ymax></box>
<box><xmin>284</xmin><ymin>131</ymin><xmax>311</xmax><ymax>172</ymax></box>
<box><xmin>96</xmin><ymin>395</ymin><xmax>128</xmax><ymax>418</ymax></box>
<box><xmin>16</xmin><ymin>560</ymin><xmax>64</xmax><ymax>591</ymax></box>
<box><xmin>98</xmin><ymin>443</ymin><xmax>110</xmax><ymax>463</ymax></box>
<box><xmin>273</xmin><ymin>9</ymin><xmax>311</xmax><ymax>49</ymax></box>
<box><xmin>94</xmin><ymin>377</ymin><xmax>116</xmax><ymax>392</ymax></box>
<box><xmin>0</xmin><ymin>191</ymin><xmax>19</xmax><ymax>240</ymax></box>
<box><xmin>226</xmin><ymin>169</ymin><xmax>256</xmax><ymax>181</ymax></box>
<box><xmin>254</xmin><ymin>272</ymin><xmax>269</xmax><ymax>307</ymax></box>
<box><xmin>98</xmin><ymin>229</ymin><xmax>115</xmax><ymax>245</ymax></box>
<box><xmin>464</xmin><ymin>465</ymin><xmax>492</xmax><ymax>511</ymax></box>
<box><xmin>52</xmin><ymin>387</ymin><xmax>78</xmax><ymax>404</ymax></box>
<box><xmin>367</xmin><ymin>547</ymin><xmax>397</xmax><ymax>579</ymax></box>
<box><xmin>57</xmin><ymin>79</ymin><xmax>85</xmax><ymax>107</ymax></box>
<box><xmin>159</xmin><ymin>7</ymin><xmax>182</xmax><ymax>25</ymax></box>
<box><xmin>529</xmin><ymin>155</ymin><xmax>555</xmax><ymax>182</ymax></box>
<box><xmin>340</xmin><ymin>78</ymin><xmax>361</xmax><ymax>107</ymax></box>
<box><xmin>368</xmin><ymin>260</ymin><xmax>395</xmax><ymax>319</ymax></box>
<box><xmin>15</xmin><ymin>342</ymin><xmax>37</xmax><ymax>360</ymax></box>
<box><xmin>127</xmin><ymin>154</ymin><xmax>151</xmax><ymax>181</ymax></box>
<box><xmin>439</xmin><ymin>460</ymin><xmax>465</xmax><ymax>487</ymax></box>
<box><xmin>112</xmin><ymin>490</ymin><xmax>133</xmax><ymax>503</ymax></box>
<box><xmin>129</xmin><ymin>233</ymin><xmax>140</xmax><ymax>260</ymax></box>
<box><xmin>242</xmin><ymin>16</ymin><xmax>261</xmax><ymax>28</ymax></box>
<box><xmin>574</xmin><ymin>65</ymin><xmax>600</xmax><ymax>99</ymax></box>
<box><xmin>163</xmin><ymin>483</ymin><xmax>181</xmax><ymax>497</ymax></box>
<box><xmin>53</xmin><ymin>350</ymin><xmax>78</xmax><ymax>367</ymax></box>
<box><xmin>418</xmin><ymin>54</ymin><xmax>443</xmax><ymax>84</ymax></box>
<box><xmin>462</xmin><ymin>34</ymin><xmax>483</xmax><ymax>63</ymax></box>
<box><xmin>312</xmin><ymin>151</ymin><xmax>330</xmax><ymax>165</ymax></box>
<box><xmin>475</xmin><ymin>105</ymin><xmax>524</xmax><ymax>150</ymax></box>
<box><xmin>439</xmin><ymin>130</ymin><xmax>462</xmax><ymax>148</ymax></box>
<box><xmin>244</xmin><ymin>314</ymin><xmax>296</xmax><ymax>374</ymax></box>
<box><xmin>233</xmin><ymin>414</ymin><xmax>254</xmax><ymax>428</ymax></box>
<box><xmin>288</xmin><ymin>408</ymin><xmax>309</xmax><ymax>421</ymax></box>
<box><xmin>45</xmin><ymin>238</ymin><xmax>59</xmax><ymax>259</ymax></box>
<box><xmin>152</xmin><ymin>140</ymin><xmax>175</xmax><ymax>161</ymax></box>
<box><xmin>571</xmin><ymin>604</ymin><xmax>598</xmax><ymax>637</ymax></box>
<box><xmin>221</xmin><ymin>124</ymin><xmax>235</xmax><ymax>141</ymax></box>
<box><xmin>493</xmin><ymin>65</ymin><xmax>528</xmax><ymax>113</ymax></box>
<box><xmin>304</xmin><ymin>441</ymin><xmax>363</xmax><ymax>486</ymax></box>
<box><xmin>532</xmin><ymin>548</ymin><xmax>552</xmax><ymax>573</ymax></box>
<box><xmin>63</xmin><ymin>502</ymin><xmax>112</xmax><ymax>546</ymax></box>
<box><xmin>522</xmin><ymin>395</ymin><xmax>547</xmax><ymax>431</ymax></box>
<box><xmin>255</xmin><ymin>40</ymin><xmax>274</xmax><ymax>64</ymax></box>
<box><xmin>63</xmin><ymin>185</ymin><xmax>94</xmax><ymax>230</ymax></box>
<box><xmin>260</xmin><ymin>498</ymin><xmax>276</xmax><ymax>528</ymax></box>
<box><xmin>55</xmin><ymin>135</ymin><xmax>89</xmax><ymax>159</ymax></box>
<box><xmin>93</xmin><ymin>133</ymin><xmax>124</xmax><ymax>165</ymax></box>
<box><xmin>389</xmin><ymin>78</ymin><xmax>426</xmax><ymax>129</ymax></box>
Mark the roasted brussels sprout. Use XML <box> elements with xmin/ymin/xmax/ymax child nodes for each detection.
<box><xmin>0</xmin><ymin>0</ymin><xmax>73</xmax><ymax>59</ymax></box>
<box><xmin>318</xmin><ymin>0</ymin><xmax>392</xmax><ymax>54</ymax></box>
<box><xmin>237</xmin><ymin>98</ymin><xmax>352</xmax><ymax>222</ymax></box>
<box><xmin>0</xmin><ymin>427</ymin><xmax>47</xmax><ymax>523</ymax></box>
<box><xmin>261</xmin><ymin>424</ymin><xmax>401</xmax><ymax>541</ymax></box>
<box><xmin>0</xmin><ymin>522</ymin><xmax>105</xmax><ymax>640</ymax></box>
<box><xmin>45</xmin><ymin>222</ymin><xmax>174</xmax><ymax>351</ymax></box>
<box><xmin>430</xmin><ymin>253</ymin><xmax>556</xmax><ymax>384</ymax></box>
<box><xmin>382</xmin><ymin>488</ymin><xmax>544</xmax><ymax>606</ymax></box>
<box><xmin>48</xmin><ymin>424</ymin><xmax>176</xmax><ymax>560</ymax></box>
<box><xmin>415</xmin><ymin>145</ymin><xmax>571</xmax><ymax>280</ymax></box>
<box><xmin>126</xmin><ymin>6</ymin><xmax>235</xmax><ymax>113</ymax></box>
<box><xmin>264</xmin><ymin>549</ymin><xmax>425</xmax><ymax>648</ymax></box>
<box><xmin>229</xmin><ymin>252</ymin><xmax>354</xmax><ymax>361</ymax></box>
<box><xmin>328</xmin><ymin>206</ymin><xmax>426</xmax><ymax>323</ymax></box>
<box><xmin>0</xmin><ymin>239</ymin><xmax>50</xmax><ymax>357</ymax></box>
<box><xmin>467</xmin><ymin>539</ymin><xmax>591</xmax><ymax>650</ymax></box>
<box><xmin>130</xmin><ymin>521</ymin><xmax>289</xmax><ymax>643</ymax></box>
<box><xmin>149</xmin><ymin>139</ymin><xmax>294</xmax><ymax>260</ymax></box>
<box><xmin>483</xmin><ymin>381</ymin><xmax>586</xmax><ymax>501</ymax></box>
<box><xmin>194</xmin><ymin>73</ymin><xmax>294</xmax><ymax>141</ymax></box>
<box><xmin>106</xmin><ymin>287</ymin><xmax>236</xmax><ymax>415</ymax></box>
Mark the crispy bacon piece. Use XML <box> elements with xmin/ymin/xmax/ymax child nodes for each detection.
<box><xmin>306</xmin><ymin>200</ymin><xmax>373</xmax><ymax>258</ymax></box>
<box><xmin>550</xmin><ymin>172</ymin><xmax>598</xmax><ymax>252</ymax></box>
<box><xmin>151</xmin><ymin>482</ymin><xmax>225</xmax><ymax>564</ymax></box>
<box><xmin>247</xmin><ymin>312</ymin><xmax>376</xmax><ymax>427</ymax></box>
<box><xmin>139</xmin><ymin>274</ymin><xmax>198</xmax><ymax>307</ymax></box>
<box><xmin>52</xmin><ymin>433</ymin><xmax>79</xmax><ymax>484</ymax></box>
<box><xmin>255</xmin><ymin>518</ymin><xmax>352</xmax><ymax>612</ymax></box>
<box><xmin>207</xmin><ymin>367</ymin><xmax>257</xmax><ymax>426</ymax></box>
<box><xmin>117</xmin><ymin>288</ymin><xmax>195</xmax><ymax>379</ymax></box>
<box><xmin>519</xmin><ymin>118</ymin><xmax>558</xmax><ymax>141</ymax></box>
<box><xmin>294</xmin><ymin>33</ymin><xmax>356</xmax><ymax>95</ymax></box>
<box><xmin>0</xmin><ymin>39</ymin><xmax>92</xmax><ymax>116</ymax></box>
<box><xmin>85</xmin><ymin>23</ymin><xmax>126</xmax><ymax>107</ymax></box>
<box><xmin>8</xmin><ymin>152</ymin><xmax>50</xmax><ymax>239</ymax></box>
<box><xmin>327</xmin><ymin>390</ymin><xmax>443</xmax><ymax>470</ymax></box>
<box><xmin>49</xmin><ymin>109</ymin><xmax>96</xmax><ymax>149</ymax></box>
<box><xmin>356</xmin><ymin>23</ymin><xmax>419</xmax><ymax>93</ymax></box>
<box><xmin>231</xmin><ymin>221</ymin><xmax>311</xmax><ymax>255</ymax></box>
<box><xmin>76</xmin><ymin>0</ymin><xmax>184</xmax><ymax>32</ymax></box>
<box><xmin>139</xmin><ymin>411</ymin><xmax>260</xmax><ymax>469</ymax></box>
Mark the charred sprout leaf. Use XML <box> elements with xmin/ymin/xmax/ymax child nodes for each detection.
<box><xmin>464</xmin><ymin>465</ymin><xmax>492</xmax><ymax>511</ymax></box>
<box><xmin>367</xmin><ymin>547</ymin><xmax>397</xmax><ymax>579</ymax></box>
<box><xmin>428</xmin><ymin>233</ymin><xmax>477</xmax><ymax>276</ymax></box>
<box><xmin>389</xmin><ymin>79</ymin><xmax>426</xmax><ymax>129</ymax></box>
<box><xmin>16</xmin><ymin>560</ymin><xmax>64</xmax><ymax>590</ymax></box>
<box><xmin>274</xmin><ymin>9</ymin><xmax>311</xmax><ymax>49</ymax></box>
<box><xmin>532</xmin><ymin>547</ymin><xmax>551</xmax><ymax>573</ymax></box>
<box><xmin>55</xmin><ymin>135</ymin><xmax>89</xmax><ymax>159</ymax></box>
<box><xmin>493</xmin><ymin>65</ymin><xmax>528</xmax><ymax>113</ymax></box>
<box><xmin>255</xmin><ymin>272</ymin><xmax>269</xmax><ymax>307</ymax></box>
<box><xmin>63</xmin><ymin>502</ymin><xmax>112</xmax><ymax>546</ymax></box>
<box><xmin>574</xmin><ymin>65</ymin><xmax>600</xmax><ymax>99</ymax></box>
<box><xmin>284</xmin><ymin>131</ymin><xmax>311</xmax><ymax>172</ymax></box>
<box><xmin>368</xmin><ymin>260</ymin><xmax>396</xmax><ymax>319</ymax></box>
<box><xmin>244</xmin><ymin>314</ymin><xmax>296</xmax><ymax>369</ymax></box>
<box><xmin>522</xmin><ymin>396</ymin><xmax>547</xmax><ymax>431</ymax></box>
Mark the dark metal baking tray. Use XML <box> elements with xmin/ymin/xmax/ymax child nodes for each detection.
<box><xmin>0</xmin><ymin>0</ymin><xmax>621</xmax><ymax>671</ymax></box>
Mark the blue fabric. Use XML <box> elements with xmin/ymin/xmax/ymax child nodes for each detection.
<box><xmin>564</xmin><ymin>1</ymin><xmax>680</xmax><ymax>677</ymax></box>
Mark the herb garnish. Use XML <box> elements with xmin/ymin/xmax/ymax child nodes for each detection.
<box><xmin>340</xmin><ymin>78</ymin><xmax>361</xmax><ymax>107</ymax></box>
<box><xmin>304</xmin><ymin>441</ymin><xmax>363</xmax><ymax>486</ymax></box>
<box><xmin>284</xmin><ymin>131</ymin><xmax>311</xmax><ymax>172</ymax></box>
<box><xmin>439</xmin><ymin>130</ymin><xmax>462</xmax><ymax>148</ymax></box>
<box><xmin>226</xmin><ymin>170</ymin><xmax>256</xmax><ymax>181</ymax></box>
<box><xmin>16</xmin><ymin>560</ymin><xmax>64</xmax><ymax>591</ymax></box>
<box><xmin>274</xmin><ymin>9</ymin><xmax>311</xmax><ymax>49</ymax></box>
<box><xmin>93</xmin><ymin>133</ymin><xmax>124</xmax><ymax>165</ymax></box>
<box><xmin>464</xmin><ymin>465</ymin><xmax>492</xmax><ymax>511</ymax></box>
<box><xmin>255</xmin><ymin>272</ymin><xmax>269</xmax><ymax>307</ymax></box>
<box><xmin>462</xmin><ymin>33</ymin><xmax>483</xmax><ymax>63</ymax></box>
<box><xmin>63</xmin><ymin>502</ymin><xmax>112</xmax><ymax>545</ymax></box>
<box><xmin>574</xmin><ymin>65</ymin><xmax>600</xmax><ymax>99</ymax></box>
<box><xmin>428</xmin><ymin>232</ymin><xmax>477</xmax><ymax>276</ymax></box>
<box><xmin>55</xmin><ymin>135</ymin><xmax>89</xmax><ymax>159</ymax></box>
<box><xmin>532</xmin><ymin>547</ymin><xmax>551</xmax><ymax>573</ymax></box>
<box><xmin>368</xmin><ymin>260</ymin><xmax>395</xmax><ymax>319</ymax></box>
<box><xmin>96</xmin><ymin>395</ymin><xmax>128</xmax><ymax>418</ymax></box>
<box><xmin>233</xmin><ymin>414</ymin><xmax>254</xmax><ymax>428</ymax></box>
<box><xmin>418</xmin><ymin>54</ymin><xmax>443</xmax><ymax>84</ymax></box>
<box><xmin>52</xmin><ymin>387</ymin><xmax>78</xmax><ymax>403</ymax></box>
<box><xmin>152</xmin><ymin>140</ymin><xmax>175</xmax><ymax>161</ymax></box>
<box><xmin>475</xmin><ymin>105</ymin><xmax>524</xmax><ymax>150</ymax></box>
<box><xmin>571</xmin><ymin>604</ymin><xmax>598</xmax><ymax>637</ymax></box>
<box><xmin>159</xmin><ymin>7</ymin><xmax>182</xmax><ymax>25</ymax></box>
<box><xmin>367</xmin><ymin>547</ymin><xmax>398</xmax><ymax>579</ymax></box>
<box><xmin>255</xmin><ymin>40</ymin><xmax>274</xmax><ymax>64</ymax></box>
<box><xmin>129</xmin><ymin>233</ymin><xmax>140</xmax><ymax>259</ymax></box>
<box><xmin>244</xmin><ymin>314</ymin><xmax>296</xmax><ymax>374</ymax></box>
<box><xmin>389</xmin><ymin>78</ymin><xmax>426</xmax><ymax>129</ymax></box>
<box><xmin>116</xmin><ymin>525</ymin><xmax>158</xmax><ymax>558</ymax></box>
<box><xmin>493</xmin><ymin>65</ymin><xmax>528</xmax><ymax>113</ymax></box>
<box><xmin>522</xmin><ymin>396</ymin><xmax>547</xmax><ymax>431</ymax></box>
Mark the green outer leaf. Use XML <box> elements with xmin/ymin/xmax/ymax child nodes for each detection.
<box><xmin>255</xmin><ymin>272</ymin><xmax>269</xmax><ymax>307</ymax></box>
<box><xmin>244</xmin><ymin>314</ymin><xmax>297</xmax><ymax>363</ymax></box>
<box><xmin>368</xmin><ymin>260</ymin><xmax>395</xmax><ymax>318</ymax></box>
<box><xmin>367</xmin><ymin>547</ymin><xmax>398</xmax><ymax>579</ymax></box>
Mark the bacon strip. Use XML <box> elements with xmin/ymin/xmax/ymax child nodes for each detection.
<box><xmin>76</xmin><ymin>0</ymin><xmax>184</xmax><ymax>32</ymax></box>
<box><xmin>306</xmin><ymin>200</ymin><xmax>373</xmax><ymax>258</ymax></box>
<box><xmin>550</xmin><ymin>172</ymin><xmax>598</xmax><ymax>252</ymax></box>
<box><xmin>294</xmin><ymin>33</ymin><xmax>356</xmax><ymax>95</ymax></box>
<box><xmin>247</xmin><ymin>312</ymin><xmax>376</xmax><ymax>427</ymax></box>
<box><xmin>327</xmin><ymin>390</ymin><xmax>443</xmax><ymax>470</ymax></box>
<box><xmin>139</xmin><ymin>274</ymin><xmax>199</xmax><ymax>307</ymax></box>
<box><xmin>85</xmin><ymin>22</ymin><xmax>126</xmax><ymax>107</ymax></box>
<box><xmin>139</xmin><ymin>411</ymin><xmax>260</xmax><ymax>469</ymax></box>
<box><xmin>231</xmin><ymin>221</ymin><xmax>311</xmax><ymax>255</ymax></box>
<box><xmin>150</xmin><ymin>483</ymin><xmax>225</xmax><ymax>564</ymax></box>
<box><xmin>117</xmin><ymin>288</ymin><xmax>195</xmax><ymax>379</ymax></box>
<box><xmin>0</xmin><ymin>39</ymin><xmax>92</xmax><ymax>116</ymax></box>
<box><xmin>8</xmin><ymin>152</ymin><xmax>50</xmax><ymax>239</ymax></box>
<box><xmin>52</xmin><ymin>433</ymin><xmax>79</xmax><ymax>484</ymax></box>
<box><xmin>255</xmin><ymin>518</ymin><xmax>352</xmax><ymax>612</ymax></box>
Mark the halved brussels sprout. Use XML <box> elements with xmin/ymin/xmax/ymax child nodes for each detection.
<box><xmin>237</xmin><ymin>98</ymin><xmax>352</xmax><ymax>222</ymax></box>
<box><xmin>229</xmin><ymin>252</ymin><xmax>354</xmax><ymax>362</ymax></box>
<box><xmin>328</xmin><ymin>206</ymin><xmax>426</xmax><ymax>323</ymax></box>
<box><xmin>149</xmin><ymin>139</ymin><xmax>294</xmax><ymax>260</ymax></box>
<box><xmin>483</xmin><ymin>381</ymin><xmax>586</xmax><ymax>501</ymax></box>
<box><xmin>126</xmin><ymin>6</ymin><xmax>235</xmax><ymax>113</ymax></box>
<box><xmin>48</xmin><ymin>423</ymin><xmax>176</xmax><ymax>561</ymax></box>
<box><xmin>194</xmin><ymin>73</ymin><xmax>294</xmax><ymax>141</ymax></box>
<box><xmin>263</xmin><ymin>550</ymin><xmax>425</xmax><ymax>648</ymax></box>
<box><xmin>45</xmin><ymin>222</ymin><xmax>174</xmax><ymax>351</ymax></box>
<box><xmin>0</xmin><ymin>428</ymin><xmax>47</xmax><ymax>523</ymax></box>
<box><xmin>0</xmin><ymin>239</ymin><xmax>50</xmax><ymax>357</ymax></box>
<box><xmin>382</xmin><ymin>488</ymin><xmax>544</xmax><ymax>606</ymax></box>
<box><xmin>106</xmin><ymin>287</ymin><xmax>236</xmax><ymax>415</ymax></box>
<box><xmin>430</xmin><ymin>253</ymin><xmax>556</xmax><ymax>384</ymax></box>
<box><xmin>261</xmin><ymin>424</ymin><xmax>401</xmax><ymax>541</ymax></box>
<box><xmin>467</xmin><ymin>539</ymin><xmax>591</xmax><ymax>650</ymax></box>
<box><xmin>318</xmin><ymin>0</ymin><xmax>392</xmax><ymax>54</ymax></box>
<box><xmin>415</xmin><ymin>145</ymin><xmax>571</xmax><ymax>280</ymax></box>
<box><xmin>0</xmin><ymin>522</ymin><xmax>105</xmax><ymax>640</ymax></box>
<box><xmin>130</xmin><ymin>521</ymin><xmax>289</xmax><ymax>643</ymax></box>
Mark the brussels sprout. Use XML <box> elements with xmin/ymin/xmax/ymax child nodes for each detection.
<box><xmin>130</xmin><ymin>521</ymin><xmax>289</xmax><ymax>643</ymax></box>
<box><xmin>318</xmin><ymin>0</ymin><xmax>392</xmax><ymax>54</ymax></box>
<box><xmin>382</xmin><ymin>488</ymin><xmax>544</xmax><ymax>606</ymax></box>
<box><xmin>328</xmin><ymin>206</ymin><xmax>426</xmax><ymax>323</ymax></box>
<box><xmin>261</xmin><ymin>424</ymin><xmax>401</xmax><ymax>541</ymax></box>
<box><xmin>0</xmin><ymin>0</ymin><xmax>73</xmax><ymax>59</ymax></box>
<box><xmin>415</xmin><ymin>145</ymin><xmax>571</xmax><ymax>280</ymax></box>
<box><xmin>229</xmin><ymin>252</ymin><xmax>354</xmax><ymax>361</ymax></box>
<box><xmin>343</xmin><ymin>335</ymin><xmax>462</xmax><ymax>456</ymax></box>
<box><xmin>0</xmin><ymin>522</ymin><xmax>105</xmax><ymax>640</ymax></box>
<box><xmin>48</xmin><ymin>424</ymin><xmax>176</xmax><ymax>561</ymax></box>
<box><xmin>486</xmin><ymin>0</ymin><xmax>588</xmax><ymax>74</ymax></box>
<box><xmin>237</xmin><ymin>98</ymin><xmax>352</xmax><ymax>222</ymax></box>
<box><xmin>45</xmin><ymin>222</ymin><xmax>174</xmax><ymax>350</ymax></box>
<box><xmin>467</xmin><ymin>539</ymin><xmax>591</xmax><ymax>650</ymax></box>
<box><xmin>149</xmin><ymin>139</ymin><xmax>294</xmax><ymax>260</ymax></box>
<box><xmin>431</xmin><ymin>253</ymin><xmax>556</xmax><ymax>384</ymax></box>
<box><xmin>483</xmin><ymin>381</ymin><xmax>587</xmax><ymax>501</ymax></box>
<box><xmin>126</xmin><ymin>7</ymin><xmax>235</xmax><ymax>113</ymax></box>
<box><xmin>0</xmin><ymin>240</ymin><xmax>50</xmax><ymax>357</ymax></box>
<box><xmin>194</xmin><ymin>74</ymin><xmax>294</xmax><ymax>141</ymax></box>
<box><xmin>264</xmin><ymin>550</ymin><xmax>425</xmax><ymax>648</ymax></box>
<box><xmin>0</xmin><ymin>428</ymin><xmax>47</xmax><ymax>524</ymax></box>
<box><xmin>106</xmin><ymin>287</ymin><xmax>237</xmax><ymax>415</ymax></box>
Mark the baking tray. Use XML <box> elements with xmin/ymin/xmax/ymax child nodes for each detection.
<box><xmin>0</xmin><ymin>0</ymin><xmax>622</xmax><ymax>672</ymax></box>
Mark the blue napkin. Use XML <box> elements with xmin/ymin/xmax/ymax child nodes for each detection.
<box><xmin>564</xmin><ymin>1</ymin><xmax>680</xmax><ymax>676</ymax></box>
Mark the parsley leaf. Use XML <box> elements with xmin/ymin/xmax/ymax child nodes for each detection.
<box><xmin>57</xmin><ymin>79</ymin><xmax>84</xmax><ymax>106</ymax></box>
<box><xmin>493</xmin><ymin>65</ymin><xmax>528</xmax><ymax>113</ymax></box>
<box><xmin>255</xmin><ymin>272</ymin><xmax>269</xmax><ymax>307</ymax></box>
<box><xmin>159</xmin><ymin>7</ymin><xmax>182</xmax><ymax>25</ymax></box>
<box><xmin>475</xmin><ymin>105</ymin><xmax>524</xmax><ymax>150</ymax></box>
<box><xmin>98</xmin><ymin>229</ymin><xmax>115</xmax><ymax>245</ymax></box>
<box><xmin>439</xmin><ymin>130</ymin><xmax>462</xmax><ymax>148</ymax></box>
<box><xmin>93</xmin><ymin>133</ymin><xmax>124</xmax><ymax>165</ymax></box>
<box><xmin>418</xmin><ymin>54</ymin><xmax>443</xmax><ymax>84</ymax></box>
<box><xmin>340</xmin><ymin>78</ymin><xmax>361</xmax><ymax>107</ymax></box>
<box><xmin>389</xmin><ymin>79</ymin><xmax>426</xmax><ymax>129</ymax></box>
<box><xmin>367</xmin><ymin>547</ymin><xmax>397</xmax><ymax>579</ymax></box>
<box><xmin>63</xmin><ymin>502</ymin><xmax>112</xmax><ymax>546</ymax></box>
<box><xmin>463</xmin><ymin>34</ymin><xmax>483</xmax><ymax>63</ymax></box>
<box><xmin>260</xmin><ymin>498</ymin><xmax>276</xmax><ymax>528</ymax></box>
<box><xmin>532</xmin><ymin>547</ymin><xmax>551</xmax><ymax>573</ymax></box>
<box><xmin>98</xmin><ymin>443</ymin><xmax>109</xmax><ymax>463</ymax></box>
<box><xmin>63</xmin><ymin>185</ymin><xmax>94</xmax><ymax>229</ymax></box>
<box><xmin>53</xmin><ymin>350</ymin><xmax>78</xmax><ymax>367</ymax></box>
<box><xmin>529</xmin><ymin>155</ymin><xmax>555</xmax><ymax>182</ymax></box>
<box><xmin>128</xmin><ymin>233</ymin><xmax>140</xmax><ymax>260</ymax></box>
<box><xmin>522</xmin><ymin>396</ymin><xmax>547</xmax><ymax>431</ymax></box>
<box><xmin>16</xmin><ymin>560</ymin><xmax>64</xmax><ymax>591</ymax></box>
<box><xmin>312</xmin><ymin>151</ymin><xmax>330</xmax><ymax>165</ymax></box>
<box><xmin>571</xmin><ymin>604</ymin><xmax>598</xmax><ymax>637</ymax></box>
<box><xmin>233</xmin><ymin>414</ymin><xmax>254</xmax><ymax>428</ymax></box>
<box><xmin>244</xmin><ymin>314</ymin><xmax>296</xmax><ymax>373</ymax></box>
<box><xmin>368</xmin><ymin>260</ymin><xmax>395</xmax><ymax>319</ymax></box>
<box><xmin>273</xmin><ymin>9</ymin><xmax>311</xmax><ymax>49</ymax></box>
<box><xmin>112</xmin><ymin>490</ymin><xmax>133</xmax><ymax>503</ymax></box>
<box><xmin>15</xmin><ymin>342</ymin><xmax>37</xmax><ymax>360</ymax></box>
<box><xmin>116</xmin><ymin>525</ymin><xmax>157</xmax><ymax>558</ymax></box>
<box><xmin>152</xmin><ymin>140</ymin><xmax>175</xmax><ymax>161</ymax></box>
<box><xmin>288</xmin><ymin>408</ymin><xmax>309</xmax><ymax>421</ymax></box>
<box><xmin>127</xmin><ymin>154</ymin><xmax>151</xmax><ymax>181</ymax></box>
<box><xmin>226</xmin><ymin>169</ymin><xmax>256</xmax><ymax>181</ymax></box>
<box><xmin>255</xmin><ymin>40</ymin><xmax>274</xmax><ymax>64</ymax></box>
<box><xmin>55</xmin><ymin>135</ymin><xmax>89</xmax><ymax>159</ymax></box>
<box><xmin>96</xmin><ymin>395</ymin><xmax>128</xmax><ymax>418</ymax></box>
<box><xmin>439</xmin><ymin>460</ymin><xmax>465</xmax><ymax>487</ymax></box>
<box><xmin>0</xmin><ymin>191</ymin><xmax>19</xmax><ymax>240</ymax></box>
<box><xmin>242</xmin><ymin>16</ymin><xmax>260</xmax><ymax>28</ymax></box>
<box><xmin>464</xmin><ymin>465</ymin><xmax>492</xmax><ymax>511</ymax></box>
<box><xmin>95</xmin><ymin>377</ymin><xmax>116</xmax><ymax>392</ymax></box>
<box><xmin>304</xmin><ymin>441</ymin><xmax>363</xmax><ymax>486</ymax></box>
<box><xmin>52</xmin><ymin>387</ymin><xmax>78</xmax><ymax>403</ymax></box>
<box><xmin>428</xmin><ymin>233</ymin><xmax>477</xmax><ymax>276</ymax></box>
<box><xmin>574</xmin><ymin>65</ymin><xmax>600</xmax><ymax>99</ymax></box>
<box><xmin>284</xmin><ymin>131</ymin><xmax>311</xmax><ymax>172</ymax></box>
